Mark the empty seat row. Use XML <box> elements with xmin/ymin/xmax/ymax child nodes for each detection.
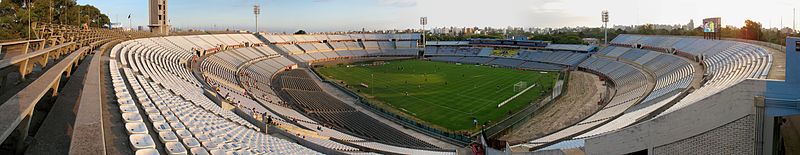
<box><xmin>111</xmin><ymin>36</ymin><xmax>323</xmax><ymax>154</ymax></box>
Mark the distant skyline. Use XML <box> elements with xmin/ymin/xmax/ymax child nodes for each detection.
<box><xmin>79</xmin><ymin>0</ymin><xmax>799</xmax><ymax>33</ymax></box>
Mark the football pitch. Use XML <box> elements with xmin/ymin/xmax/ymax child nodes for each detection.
<box><xmin>316</xmin><ymin>60</ymin><xmax>559</xmax><ymax>131</ymax></box>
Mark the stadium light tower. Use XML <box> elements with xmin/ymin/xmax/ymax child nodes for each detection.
<box><xmin>602</xmin><ymin>10</ymin><xmax>609</xmax><ymax>45</ymax></box>
<box><xmin>254</xmin><ymin>4</ymin><xmax>261</xmax><ymax>33</ymax></box>
<box><xmin>420</xmin><ymin>17</ymin><xmax>428</xmax><ymax>48</ymax></box>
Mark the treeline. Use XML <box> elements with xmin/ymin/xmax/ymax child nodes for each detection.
<box><xmin>0</xmin><ymin>0</ymin><xmax>110</xmax><ymax>40</ymax></box>
<box><xmin>426</xmin><ymin>19</ymin><xmax>798</xmax><ymax>46</ymax></box>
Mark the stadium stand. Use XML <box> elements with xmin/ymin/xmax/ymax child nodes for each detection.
<box><xmin>609</xmin><ymin>34</ymin><xmax>770</xmax><ymax>116</ymax></box>
<box><xmin>569</xmin><ymin>46</ymin><xmax>695</xmax><ymax>139</ymax></box>
<box><xmin>423</xmin><ymin>46</ymin><xmax>588</xmax><ymax>71</ymax></box>
<box><xmin>0</xmin><ymin>22</ymin><xmax>137</xmax><ymax>154</ymax></box>
<box><xmin>266</xmin><ymin>34</ymin><xmax>420</xmax><ymax>64</ymax></box>
<box><xmin>544</xmin><ymin>44</ymin><xmax>597</xmax><ymax>52</ymax></box>
<box><xmin>516</xmin><ymin>34</ymin><xmax>773</xmax><ymax>153</ymax></box>
<box><xmin>3</xmin><ymin>19</ymin><xmax>782</xmax><ymax>155</ymax></box>
<box><xmin>581</xmin><ymin>36</ymin><xmax>791</xmax><ymax>155</ymax></box>
<box><xmin>110</xmin><ymin>35</ymin><xmax>325</xmax><ymax>154</ymax></box>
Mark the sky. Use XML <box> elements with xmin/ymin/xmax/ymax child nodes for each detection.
<box><xmin>78</xmin><ymin>0</ymin><xmax>800</xmax><ymax>33</ymax></box>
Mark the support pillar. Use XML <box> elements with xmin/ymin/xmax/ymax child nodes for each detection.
<box><xmin>14</xmin><ymin>113</ymin><xmax>32</xmax><ymax>154</ymax></box>
<box><xmin>51</xmin><ymin>77</ymin><xmax>60</xmax><ymax>97</ymax></box>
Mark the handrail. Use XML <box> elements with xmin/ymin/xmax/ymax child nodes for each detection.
<box><xmin>0</xmin><ymin>39</ymin><xmax>44</xmax><ymax>46</ymax></box>
<box><xmin>0</xmin><ymin>42</ymin><xmax>76</xmax><ymax>69</ymax></box>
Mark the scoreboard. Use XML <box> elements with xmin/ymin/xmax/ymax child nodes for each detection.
<box><xmin>703</xmin><ymin>18</ymin><xmax>722</xmax><ymax>39</ymax></box>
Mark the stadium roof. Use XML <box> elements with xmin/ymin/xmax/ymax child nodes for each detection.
<box><xmin>426</xmin><ymin>41</ymin><xmax>470</xmax><ymax>46</ymax></box>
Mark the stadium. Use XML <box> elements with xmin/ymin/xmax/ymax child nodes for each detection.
<box><xmin>0</xmin><ymin>0</ymin><xmax>799</xmax><ymax>155</ymax></box>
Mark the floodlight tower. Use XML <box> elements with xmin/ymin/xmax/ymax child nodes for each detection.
<box><xmin>420</xmin><ymin>17</ymin><xmax>428</xmax><ymax>48</ymax></box>
<box><xmin>602</xmin><ymin>10</ymin><xmax>609</xmax><ymax>45</ymax></box>
<box><xmin>254</xmin><ymin>4</ymin><xmax>261</xmax><ymax>33</ymax></box>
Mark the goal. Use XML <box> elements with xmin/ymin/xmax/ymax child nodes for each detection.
<box><xmin>513</xmin><ymin>82</ymin><xmax>528</xmax><ymax>92</ymax></box>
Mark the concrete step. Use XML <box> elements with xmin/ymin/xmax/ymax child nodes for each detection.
<box><xmin>25</xmin><ymin>54</ymin><xmax>94</xmax><ymax>155</ymax></box>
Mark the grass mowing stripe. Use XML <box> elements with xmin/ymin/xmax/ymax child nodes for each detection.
<box><xmin>324</xmin><ymin>65</ymin><xmax>473</xmax><ymax>114</ymax></box>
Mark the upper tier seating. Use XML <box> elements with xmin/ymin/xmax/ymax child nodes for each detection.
<box><xmin>522</xmin><ymin>34</ymin><xmax>772</xmax><ymax>150</ymax></box>
<box><xmin>610</xmin><ymin>34</ymin><xmax>770</xmax><ymax>116</ymax></box>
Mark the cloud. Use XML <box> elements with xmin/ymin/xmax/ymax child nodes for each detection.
<box><xmin>379</xmin><ymin>0</ymin><xmax>416</xmax><ymax>7</ymax></box>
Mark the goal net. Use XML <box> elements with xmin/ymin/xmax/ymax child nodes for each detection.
<box><xmin>513</xmin><ymin>82</ymin><xmax>528</xmax><ymax>92</ymax></box>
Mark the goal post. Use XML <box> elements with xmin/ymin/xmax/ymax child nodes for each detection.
<box><xmin>499</xmin><ymin>81</ymin><xmax>536</xmax><ymax>107</ymax></box>
<box><xmin>513</xmin><ymin>81</ymin><xmax>528</xmax><ymax>92</ymax></box>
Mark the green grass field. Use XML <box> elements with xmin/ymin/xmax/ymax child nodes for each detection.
<box><xmin>316</xmin><ymin>60</ymin><xmax>559</xmax><ymax>131</ymax></box>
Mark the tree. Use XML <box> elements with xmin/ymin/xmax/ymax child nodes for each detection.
<box><xmin>740</xmin><ymin>20</ymin><xmax>762</xmax><ymax>40</ymax></box>
<box><xmin>0</xmin><ymin>0</ymin><xmax>110</xmax><ymax>40</ymax></box>
<box><xmin>720</xmin><ymin>26</ymin><xmax>741</xmax><ymax>38</ymax></box>
<box><xmin>0</xmin><ymin>1</ymin><xmax>24</xmax><ymax>39</ymax></box>
<box><xmin>636</xmin><ymin>24</ymin><xmax>655</xmax><ymax>35</ymax></box>
<box><xmin>294</xmin><ymin>30</ymin><xmax>307</xmax><ymax>35</ymax></box>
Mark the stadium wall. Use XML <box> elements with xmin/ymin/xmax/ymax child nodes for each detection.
<box><xmin>585</xmin><ymin>79</ymin><xmax>766</xmax><ymax>154</ymax></box>
<box><xmin>651</xmin><ymin>115</ymin><xmax>755</xmax><ymax>154</ymax></box>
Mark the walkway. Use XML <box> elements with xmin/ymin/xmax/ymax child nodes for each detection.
<box><xmin>763</xmin><ymin>45</ymin><xmax>786</xmax><ymax>80</ymax></box>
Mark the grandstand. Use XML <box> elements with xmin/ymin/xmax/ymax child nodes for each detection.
<box><xmin>2</xmin><ymin>21</ymin><xmax>797</xmax><ymax>154</ymax></box>
<box><xmin>507</xmin><ymin>34</ymin><xmax>793</xmax><ymax>155</ymax></box>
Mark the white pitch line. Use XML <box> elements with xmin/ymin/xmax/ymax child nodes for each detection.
<box><xmin>497</xmin><ymin>83</ymin><xmax>537</xmax><ymax>108</ymax></box>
